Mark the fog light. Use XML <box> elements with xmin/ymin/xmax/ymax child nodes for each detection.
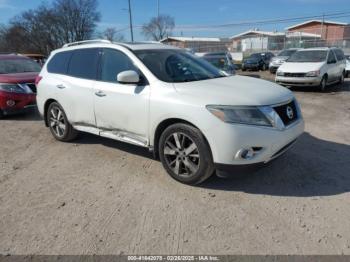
<box><xmin>6</xmin><ymin>100</ymin><xmax>15</xmax><ymax>107</ymax></box>
<box><xmin>236</xmin><ymin>148</ymin><xmax>254</xmax><ymax>160</ymax></box>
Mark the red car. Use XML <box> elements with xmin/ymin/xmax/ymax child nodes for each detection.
<box><xmin>0</xmin><ymin>54</ymin><xmax>41</xmax><ymax>118</ymax></box>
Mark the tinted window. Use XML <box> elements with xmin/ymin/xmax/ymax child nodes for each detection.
<box><xmin>67</xmin><ymin>48</ymin><xmax>99</xmax><ymax>80</ymax></box>
<box><xmin>100</xmin><ymin>48</ymin><xmax>138</xmax><ymax>83</ymax></box>
<box><xmin>135</xmin><ymin>49</ymin><xmax>225</xmax><ymax>83</ymax></box>
<box><xmin>288</xmin><ymin>51</ymin><xmax>328</xmax><ymax>62</ymax></box>
<box><xmin>334</xmin><ymin>49</ymin><xmax>345</xmax><ymax>61</ymax></box>
<box><xmin>327</xmin><ymin>51</ymin><xmax>336</xmax><ymax>63</ymax></box>
<box><xmin>0</xmin><ymin>58</ymin><xmax>41</xmax><ymax>74</ymax></box>
<box><xmin>278</xmin><ymin>49</ymin><xmax>297</xmax><ymax>57</ymax></box>
<box><xmin>47</xmin><ymin>51</ymin><xmax>72</xmax><ymax>74</ymax></box>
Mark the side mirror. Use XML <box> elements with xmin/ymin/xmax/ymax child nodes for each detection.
<box><xmin>117</xmin><ymin>70</ymin><xmax>140</xmax><ymax>84</ymax></box>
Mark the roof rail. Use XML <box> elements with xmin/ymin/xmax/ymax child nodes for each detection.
<box><xmin>62</xmin><ymin>39</ymin><xmax>112</xmax><ymax>48</ymax></box>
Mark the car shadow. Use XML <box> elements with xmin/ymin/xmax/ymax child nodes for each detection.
<box><xmin>200</xmin><ymin>132</ymin><xmax>350</xmax><ymax>197</ymax></box>
<box><xmin>290</xmin><ymin>80</ymin><xmax>350</xmax><ymax>93</ymax></box>
<box><xmin>1</xmin><ymin>108</ymin><xmax>42</xmax><ymax>121</ymax></box>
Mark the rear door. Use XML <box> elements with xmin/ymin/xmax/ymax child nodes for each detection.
<box><xmin>59</xmin><ymin>48</ymin><xmax>99</xmax><ymax>127</ymax></box>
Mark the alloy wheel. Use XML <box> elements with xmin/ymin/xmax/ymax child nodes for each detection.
<box><xmin>163</xmin><ymin>132</ymin><xmax>200</xmax><ymax>177</ymax></box>
<box><xmin>49</xmin><ymin>106</ymin><xmax>66</xmax><ymax>138</ymax></box>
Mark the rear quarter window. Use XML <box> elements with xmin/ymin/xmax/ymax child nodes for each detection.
<box><xmin>67</xmin><ymin>48</ymin><xmax>99</xmax><ymax>80</ymax></box>
<box><xmin>47</xmin><ymin>51</ymin><xmax>72</xmax><ymax>74</ymax></box>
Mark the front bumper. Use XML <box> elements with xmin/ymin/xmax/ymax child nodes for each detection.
<box><xmin>275</xmin><ymin>76</ymin><xmax>321</xmax><ymax>86</ymax></box>
<box><xmin>205</xmin><ymin>117</ymin><xmax>304</xmax><ymax>169</ymax></box>
<box><xmin>0</xmin><ymin>91</ymin><xmax>36</xmax><ymax>115</ymax></box>
<box><xmin>242</xmin><ymin>64</ymin><xmax>259</xmax><ymax>70</ymax></box>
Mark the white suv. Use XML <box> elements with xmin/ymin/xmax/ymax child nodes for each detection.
<box><xmin>276</xmin><ymin>47</ymin><xmax>346</xmax><ymax>91</ymax></box>
<box><xmin>36</xmin><ymin>40</ymin><xmax>304</xmax><ymax>184</ymax></box>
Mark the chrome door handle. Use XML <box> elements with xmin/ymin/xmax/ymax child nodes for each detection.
<box><xmin>56</xmin><ymin>84</ymin><xmax>66</xmax><ymax>89</ymax></box>
<box><xmin>95</xmin><ymin>91</ymin><xmax>106</xmax><ymax>97</ymax></box>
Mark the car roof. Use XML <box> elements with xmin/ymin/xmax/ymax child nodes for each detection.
<box><xmin>57</xmin><ymin>40</ymin><xmax>180</xmax><ymax>53</ymax></box>
<box><xmin>299</xmin><ymin>47</ymin><xmax>339</xmax><ymax>52</ymax></box>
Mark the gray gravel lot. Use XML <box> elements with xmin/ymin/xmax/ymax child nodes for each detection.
<box><xmin>0</xmin><ymin>73</ymin><xmax>350</xmax><ymax>255</ymax></box>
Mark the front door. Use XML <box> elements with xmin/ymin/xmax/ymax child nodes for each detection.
<box><xmin>93</xmin><ymin>48</ymin><xmax>150</xmax><ymax>146</ymax></box>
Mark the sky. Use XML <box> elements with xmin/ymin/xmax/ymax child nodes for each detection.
<box><xmin>0</xmin><ymin>0</ymin><xmax>350</xmax><ymax>41</ymax></box>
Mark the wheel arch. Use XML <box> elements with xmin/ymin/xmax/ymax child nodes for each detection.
<box><xmin>152</xmin><ymin>118</ymin><xmax>212</xmax><ymax>160</ymax></box>
<box><xmin>43</xmin><ymin>99</ymin><xmax>57</xmax><ymax>127</ymax></box>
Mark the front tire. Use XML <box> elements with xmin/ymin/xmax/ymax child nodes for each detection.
<box><xmin>47</xmin><ymin>102</ymin><xmax>77</xmax><ymax>142</ymax></box>
<box><xmin>319</xmin><ymin>75</ymin><xmax>327</xmax><ymax>92</ymax></box>
<box><xmin>339</xmin><ymin>71</ymin><xmax>345</xmax><ymax>85</ymax></box>
<box><xmin>159</xmin><ymin>123</ymin><xmax>214</xmax><ymax>185</ymax></box>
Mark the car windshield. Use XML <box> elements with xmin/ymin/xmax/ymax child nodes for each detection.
<box><xmin>287</xmin><ymin>50</ymin><xmax>328</xmax><ymax>62</ymax></box>
<box><xmin>134</xmin><ymin>49</ymin><xmax>226</xmax><ymax>83</ymax></box>
<box><xmin>278</xmin><ymin>50</ymin><xmax>297</xmax><ymax>57</ymax></box>
<box><xmin>202</xmin><ymin>56</ymin><xmax>228</xmax><ymax>70</ymax></box>
<box><xmin>249</xmin><ymin>53</ymin><xmax>262</xmax><ymax>59</ymax></box>
<box><xmin>0</xmin><ymin>58</ymin><xmax>41</xmax><ymax>74</ymax></box>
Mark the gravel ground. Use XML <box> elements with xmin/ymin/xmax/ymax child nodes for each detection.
<box><xmin>0</xmin><ymin>73</ymin><xmax>350</xmax><ymax>255</ymax></box>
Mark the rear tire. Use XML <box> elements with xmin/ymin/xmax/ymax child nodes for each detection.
<box><xmin>0</xmin><ymin>109</ymin><xmax>3</xmax><ymax>119</ymax></box>
<box><xmin>319</xmin><ymin>75</ymin><xmax>327</xmax><ymax>92</ymax></box>
<box><xmin>46</xmin><ymin>102</ymin><xmax>77</xmax><ymax>142</ymax></box>
<box><xmin>159</xmin><ymin>123</ymin><xmax>214</xmax><ymax>185</ymax></box>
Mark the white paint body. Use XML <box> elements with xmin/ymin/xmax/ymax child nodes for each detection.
<box><xmin>276</xmin><ymin>48</ymin><xmax>346</xmax><ymax>86</ymax></box>
<box><xmin>37</xmin><ymin>42</ymin><xmax>304</xmax><ymax>166</ymax></box>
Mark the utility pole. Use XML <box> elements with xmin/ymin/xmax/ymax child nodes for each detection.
<box><xmin>128</xmin><ymin>0</ymin><xmax>134</xmax><ymax>42</ymax></box>
<box><xmin>321</xmin><ymin>13</ymin><xmax>324</xmax><ymax>40</ymax></box>
<box><xmin>157</xmin><ymin>0</ymin><xmax>160</xmax><ymax>19</ymax></box>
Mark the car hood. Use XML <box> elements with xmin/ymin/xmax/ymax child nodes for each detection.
<box><xmin>173</xmin><ymin>75</ymin><xmax>293</xmax><ymax>106</ymax></box>
<box><xmin>272</xmin><ymin>56</ymin><xmax>289</xmax><ymax>61</ymax></box>
<box><xmin>278</xmin><ymin>62</ymin><xmax>324</xmax><ymax>73</ymax></box>
<box><xmin>0</xmin><ymin>72</ymin><xmax>38</xmax><ymax>84</ymax></box>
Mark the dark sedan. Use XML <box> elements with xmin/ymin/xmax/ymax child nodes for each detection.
<box><xmin>242</xmin><ymin>52</ymin><xmax>274</xmax><ymax>71</ymax></box>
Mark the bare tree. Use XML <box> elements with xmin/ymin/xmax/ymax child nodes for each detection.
<box><xmin>53</xmin><ymin>0</ymin><xmax>101</xmax><ymax>42</ymax></box>
<box><xmin>142</xmin><ymin>15</ymin><xmax>175</xmax><ymax>41</ymax></box>
<box><xmin>0</xmin><ymin>0</ymin><xmax>101</xmax><ymax>54</ymax></box>
<box><xmin>103</xmin><ymin>27</ymin><xmax>125</xmax><ymax>42</ymax></box>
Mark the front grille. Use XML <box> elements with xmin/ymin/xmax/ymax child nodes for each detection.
<box><xmin>284</xmin><ymin>72</ymin><xmax>306</xmax><ymax>77</ymax></box>
<box><xmin>26</xmin><ymin>83</ymin><xmax>37</xmax><ymax>93</ymax></box>
<box><xmin>273</xmin><ymin>100</ymin><xmax>298</xmax><ymax>126</ymax></box>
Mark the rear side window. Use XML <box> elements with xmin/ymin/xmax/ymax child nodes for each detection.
<box><xmin>334</xmin><ymin>49</ymin><xmax>345</xmax><ymax>61</ymax></box>
<box><xmin>100</xmin><ymin>48</ymin><xmax>138</xmax><ymax>83</ymax></box>
<box><xmin>47</xmin><ymin>51</ymin><xmax>72</xmax><ymax>74</ymax></box>
<box><xmin>67</xmin><ymin>48</ymin><xmax>99</xmax><ymax>80</ymax></box>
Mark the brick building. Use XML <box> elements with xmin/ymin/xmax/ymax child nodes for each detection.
<box><xmin>286</xmin><ymin>20</ymin><xmax>350</xmax><ymax>47</ymax></box>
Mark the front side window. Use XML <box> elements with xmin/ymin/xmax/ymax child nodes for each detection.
<box><xmin>100</xmin><ymin>48</ymin><xmax>138</xmax><ymax>83</ymax></box>
<box><xmin>135</xmin><ymin>49</ymin><xmax>225</xmax><ymax>83</ymax></box>
<box><xmin>288</xmin><ymin>51</ymin><xmax>328</xmax><ymax>62</ymax></box>
<box><xmin>67</xmin><ymin>48</ymin><xmax>99</xmax><ymax>80</ymax></box>
<box><xmin>0</xmin><ymin>58</ymin><xmax>41</xmax><ymax>74</ymax></box>
<box><xmin>327</xmin><ymin>51</ymin><xmax>336</xmax><ymax>63</ymax></box>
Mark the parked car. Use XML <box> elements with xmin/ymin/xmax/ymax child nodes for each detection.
<box><xmin>346</xmin><ymin>55</ymin><xmax>350</xmax><ymax>78</ymax></box>
<box><xmin>202</xmin><ymin>52</ymin><xmax>235</xmax><ymax>74</ymax></box>
<box><xmin>269</xmin><ymin>48</ymin><xmax>299</xmax><ymax>74</ymax></box>
<box><xmin>36</xmin><ymin>40</ymin><xmax>304</xmax><ymax>185</ymax></box>
<box><xmin>276</xmin><ymin>47</ymin><xmax>346</xmax><ymax>91</ymax></box>
<box><xmin>0</xmin><ymin>54</ymin><xmax>40</xmax><ymax>118</ymax></box>
<box><xmin>22</xmin><ymin>54</ymin><xmax>47</xmax><ymax>66</ymax></box>
<box><xmin>242</xmin><ymin>52</ymin><xmax>274</xmax><ymax>71</ymax></box>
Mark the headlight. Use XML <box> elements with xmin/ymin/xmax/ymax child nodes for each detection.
<box><xmin>305</xmin><ymin>70</ymin><xmax>320</xmax><ymax>77</ymax></box>
<box><xmin>206</xmin><ymin>105</ymin><xmax>272</xmax><ymax>127</ymax></box>
<box><xmin>276</xmin><ymin>71</ymin><xmax>284</xmax><ymax>76</ymax></box>
<box><xmin>0</xmin><ymin>83</ymin><xmax>26</xmax><ymax>93</ymax></box>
